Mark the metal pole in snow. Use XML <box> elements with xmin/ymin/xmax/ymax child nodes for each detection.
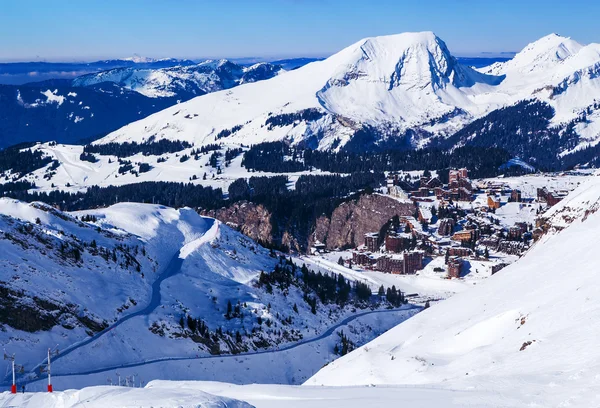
<box><xmin>12</xmin><ymin>360</ymin><xmax>16</xmax><ymax>394</ymax></box>
<box><xmin>47</xmin><ymin>348</ymin><xmax>53</xmax><ymax>392</ymax></box>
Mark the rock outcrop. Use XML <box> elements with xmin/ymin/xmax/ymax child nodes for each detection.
<box><xmin>203</xmin><ymin>201</ymin><xmax>273</xmax><ymax>245</ymax></box>
<box><xmin>311</xmin><ymin>194</ymin><xmax>416</xmax><ymax>250</ymax></box>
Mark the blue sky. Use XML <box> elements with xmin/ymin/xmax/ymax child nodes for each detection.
<box><xmin>0</xmin><ymin>0</ymin><xmax>598</xmax><ymax>61</ymax></box>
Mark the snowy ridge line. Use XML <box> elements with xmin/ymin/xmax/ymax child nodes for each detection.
<box><xmin>17</xmin><ymin>306</ymin><xmax>418</xmax><ymax>387</ymax></box>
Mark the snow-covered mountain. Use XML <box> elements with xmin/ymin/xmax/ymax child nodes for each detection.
<box><xmin>95</xmin><ymin>32</ymin><xmax>600</xmax><ymax>159</ymax></box>
<box><xmin>72</xmin><ymin>60</ymin><xmax>284</xmax><ymax>98</ymax></box>
<box><xmin>0</xmin><ymin>61</ymin><xmax>283</xmax><ymax>148</ymax></box>
<box><xmin>303</xmin><ymin>172</ymin><xmax>600</xmax><ymax>406</ymax></box>
<box><xmin>0</xmin><ymin>199</ymin><xmax>415</xmax><ymax>388</ymax></box>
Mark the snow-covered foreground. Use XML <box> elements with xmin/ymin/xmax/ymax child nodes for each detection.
<box><xmin>0</xmin><ymin>379</ymin><xmax>543</xmax><ymax>408</ymax></box>
<box><xmin>0</xmin><ymin>384</ymin><xmax>252</xmax><ymax>408</ymax></box>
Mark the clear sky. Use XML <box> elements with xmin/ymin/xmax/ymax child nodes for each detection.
<box><xmin>1</xmin><ymin>0</ymin><xmax>598</xmax><ymax>61</ymax></box>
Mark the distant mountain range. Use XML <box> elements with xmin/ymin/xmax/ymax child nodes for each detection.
<box><xmin>94</xmin><ymin>32</ymin><xmax>600</xmax><ymax>169</ymax></box>
<box><xmin>0</xmin><ymin>57</ymin><xmax>319</xmax><ymax>85</ymax></box>
<box><xmin>0</xmin><ymin>59</ymin><xmax>284</xmax><ymax>148</ymax></box>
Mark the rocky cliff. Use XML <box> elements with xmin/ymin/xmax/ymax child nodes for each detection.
<box><xmin>311</xmin><ymin>194</ymin><xmax>416</xmax><ymax>250</ymax></box>
<box><xmin>203</xmin><ymin>201</ymin><xmax>274</xmax><ymax>245</ymax></box>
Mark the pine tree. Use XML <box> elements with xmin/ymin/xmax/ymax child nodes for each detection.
<box><xmin>226</xmin><ymin>300</ymin><xmax>233</xmax><ymax>319</ymax></box>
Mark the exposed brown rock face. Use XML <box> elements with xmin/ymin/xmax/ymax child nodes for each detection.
<box><xmin>313</xmin><ymin>194</ymin><xmax>415</xmax><ymax>250</ymax></box>
<box><xmin>203</xmin><ymin>201</ymin><xmax>273</xmax><ymax>245</ymax></box>
<box><xmin>206</xmin><ymin>194</ymin><xmax>415</xmax><ymax>254</ymax></box>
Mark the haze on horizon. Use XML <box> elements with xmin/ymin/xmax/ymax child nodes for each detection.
<box><xmin>0</xmin><ymin>0</ymin><xmax>599</xmax><ymax>62</ymax></box>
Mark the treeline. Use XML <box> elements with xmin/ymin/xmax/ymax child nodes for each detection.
<box><xmin>0</xmin><ymin>181</ymin><xmax>35</xmax><ymax>194</ymax></box>
<box><xmin>433</xmin><ymin>100</ymin><xmax>583</xmax><ymax>171</ymax></box>
<box><xmin>258</xmin><ymin>258</ymin><xmax>380</xmax><ymax>310</ymax></box>
<box><xmin>8</xmin><ymin>182</ymin><xmax>224</xmax><ymax>211</ymax></box>
<box><xmin>241</xmin><ymin>141</ymin><xmax>306</xmax><ymax>172</ymax></box>
<box><xmin>241</xmin><ymin>141</ymin><xmax>512</xmax><ymax>179</ymax></box>
<box><xmin>265</xmin><ymin>108</ymin><xmax>324</xmax><ymax>130</ymax></box>
<box><xmin>0</xmin><ymin>144</ymin><xmax>55</xmax><ymax>176</ymax></box>
<box><xmin>83</xmin><ymin>139</ymin><xmax>192</xmax><ymax>158</ymax></box>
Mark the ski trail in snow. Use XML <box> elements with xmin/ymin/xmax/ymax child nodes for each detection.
<box><xmin>24</xmin><ymin>219</ymin><xmax>218</xmax><ymax>380</ymax></box>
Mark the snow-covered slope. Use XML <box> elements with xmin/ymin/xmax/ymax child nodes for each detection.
<box><xmin>96</xmin><ymin>32</ymin><xmax>501</xmax><ymax>150</ymax></box>
<box><xmin>0</xmin><ymin>199</ymin><xmax>414</xmax><ymax>388</ymax></box>
<box><xmin>73</xmin><ymin>59</ymin><xmax>284</xmax><ymax>98</ymax></box>
<box><xmin>305</xmin><ymin>172</ymin><xmax>600</xmax><ymax>406</ymax></box>
<box><xmin>94</xmin><ymin>31</ymin><xmax>600</xmax><ymax>153</ymax></box>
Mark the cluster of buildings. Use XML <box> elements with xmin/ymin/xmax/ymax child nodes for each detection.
<box><xmin>337</xmin><ymin>169</ymin><xmax>572</xmax><ymax>281</ymax></box>
<box><xmin>352</xmin><ymin>216</ymin><xmax>426</xmax><ymax>275</ymax></box>
<box><xmin>537</xmin><ymin>187</ymin><xmax>568</xmax><ymax>207</ymax></box>
<box><xmin>387</xmin><ymin>168</ymin><xmax>474</xmax><ymax>203</ymax></box>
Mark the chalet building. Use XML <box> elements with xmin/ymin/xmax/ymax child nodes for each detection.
<box><xmin>487</xmin><ymin>195</ymin><xmax>502</xmax><ymax>209</ymax></box>
<box><xmin>434</xmin><ymin>187</ymin><xmax>448</xmax><ymax>199</ymax></box>
<box><xmin>497</xmin><ymin>240</ymin><xmax>528</xmax><ymax>255</ymax></box>
<box><xmin>547</xmin><ymin>193</ymin><xmax>564</xmax><ymax>207</ymax></box>
<box><xmin>364</xmin><ymin>233</ymin><xmax>379</xmax><ymax>252</ymax></box>
<box><xmin>449</xmin><ymin>168</ymin><xmax>469</xmax><ymax>183</ymax></box>
<box><xmin>424</xmin><ymin>177</ymin><xmax>443</xmax><ymax>189</ymax></box>
<box><xmin>452</xmin><ymin>230</ymin><xmax>476</xmax><ymax>243</ymax></box>
<box><xmin>389</xmin><ymin>185</ymin><xmax>409</xmax><ymax>200</ymax></box>
<box><xmin>457</xmin><ymin>187</ymin><xmax>473</xmax><ymax>202</ymax></box>
<box><xmin>508</xmin><ymin>226</ymin><xmax>523</xmax><ymax>240</ymax></box>
<box><xmin>403</xmin><ymin>251</ymin><xmax>424</xmax><ymax>274</ymax></box>
<box><xmin>376</xmin><ymin>256</ymin><xmax>404</xmax><ymax>274</ymax></box>
<box><xmin>510</xmin><ymin>189</ymin><xmax>522</xmax><ymax>202</ymax></box>
<box><xmin>447</xmin><ymin>257</ymin><xmax>463</xmax><ymax>278</ymax></box>
<box><xmin>515</xmin><ymin>222</ymin><xmax>529</xmax><ymax>234</ymax></box>
<box><xmin>376</xmin><ymin>251</ymin><xmax>424</xmax><ymax>275</ymax></box>
<box><xmin>449</xmin><ymin>177</ymin><xmax>474</xmax><ymax>192</ymax></box>
<box><xmin>412</xmin><ymin>187</ymin><xmax>431</xmax><ymax>198</ymax></box>
<box><xmin>352</xmin><ymin>251</ymin><xmax>376</xmax><ymax>266</ymax></box>
<box><xmin>418</xmin><ymin>207</ymin><xmax>433</xmax><ymax>224</ymax></box>
<box><xmin>310</xmin><ymin>241</ymin><xmax>326</xmax><ymax>255</ymax></box>
<box><xmin>448</xmin><ymin>247</ymin><xmax>472</xmax><ymax>257</ymax></box>
<box><xmin>385</xmin><ymin>232</ymin><xmax>412</xmax><ymax>253</ymax></box>
<box><xmin>537</xmin><ymin>187</ymin><xmax>567</xmax><ymax>207</ymax></box>
<box><xmin>438</xmin><ymin>218</ymin><xmax>456</xmax><ymax>236</ymax></box>
<box><xmin>479</xmin><ymin>236</ymin><xmax>501</xmax><ymax>250</ymax></box>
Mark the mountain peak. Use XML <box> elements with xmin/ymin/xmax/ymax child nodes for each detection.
<box><xmin>482</xmin><ymin>33</ymin><xmax>583</xmax><ymax>76</ymax></box>
<box><xmin>326</xmin><ymin>31</ymin><xmax>457</xmax><ymax>90</ymax></box>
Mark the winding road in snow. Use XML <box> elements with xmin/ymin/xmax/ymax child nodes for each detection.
<box><xmin>42</xmin><ymin>306</ymin><xmax>418</xmax><ymax>381</ymax></box>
